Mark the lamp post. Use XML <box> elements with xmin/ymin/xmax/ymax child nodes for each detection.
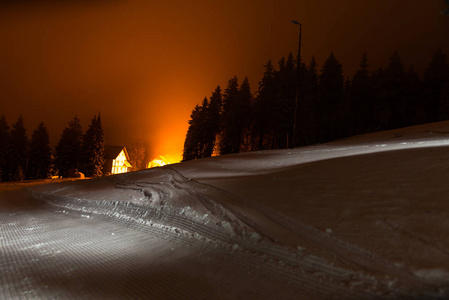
<box><xmin>291</xmin><ymin>20</ymin><xmax>301</xmax><ymax>148</ymax></box>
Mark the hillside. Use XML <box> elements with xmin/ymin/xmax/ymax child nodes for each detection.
<box><xmin>2</xmin><ymin>121</ymin><xmax>449</xmax><ymax>299</ymax></box>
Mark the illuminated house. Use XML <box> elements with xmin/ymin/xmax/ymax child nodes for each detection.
<box><xmin>103</xmin><ymin>145</ymin><xmax>132</xmax><ymax>175</ymax></box>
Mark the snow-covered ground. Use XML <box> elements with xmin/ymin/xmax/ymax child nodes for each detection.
<box><xmin>3</xmin><ymin>122</ymin><xmax>449</xmax><ymax>299</ymax></box>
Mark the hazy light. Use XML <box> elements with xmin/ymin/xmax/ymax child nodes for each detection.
<box><xmin>148</xmin><ymin>155</ymin><xmax>181</xmax><ymax>168</ymax></box>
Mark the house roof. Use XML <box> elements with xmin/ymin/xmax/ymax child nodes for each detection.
<box><xmin>104</xmin><ymin>145</ymin><xmax>131</xmax><ymax>162</ymax></box>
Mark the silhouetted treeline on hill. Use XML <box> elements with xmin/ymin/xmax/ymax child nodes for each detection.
<box><xmin>183</xmin><ymin>49</ymin><xmax>449</xmax><ymax>161</ymax></box>
<box><xmin>0</xmin><ymin>114</ymin><xmax>104</xmax><ymax>182</ymax></box>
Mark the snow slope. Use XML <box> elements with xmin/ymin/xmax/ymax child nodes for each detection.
<box><xmin>3</xmin><ymin>121</ymin><xmax>449</xmax><ymax>299</ymax></box>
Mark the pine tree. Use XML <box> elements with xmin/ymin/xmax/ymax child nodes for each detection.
<box><xmin>95</xmin><ymin>114</ymin><xmax>105</xmax><ymax>176</ymax></box>
<box><xmin>318</xmin><ymin>52</ymin><xmax>344</xmax><ymax>101</ymax></box>
<box><xmin>183</xmin><ymin>106</ymin><xmax>197</xmax><ymax>161</ymax></box>
<box><xmin>82</xmin><ymin>113</ymin><xmax>104</xmax><ymax>177</ymax></box>
<box><xmin>9</xmin><ymin>116</ymin><xmax>29</xmax><ymax>181</ymax></box>
<box><xmin>274</xmin><ymin>53</ymin><xmax>296</xmax><ymax>149</ymax></box>
<box><xmin>296</xmin><ymin>57</ymin><xmax>315</xmax><ymax>146</ymax></box>
<box><xmin>218</xmin><ymin>76</ymin><xmax>253</xmax><ymax>154</ymax></box>
<box><xmin>128</xmin><ymin>138</ymin><xmax>146</xmax><ymax>171</ymax></box>
<box><xmin>198</xmin><ymin>97</ymin><xmax>211</xmax><ymax>158</ymax></box>
<box><xmin>219</xmin><ymin>76</ymin><xmax>240</xmax><ymax>155</ymax></box>
<box><xmin>253</xmin><ymin>60</ymin><xmax>276</xmax><ymax>150</ymax></box>
<box><xmin>183</xmin><ymin>112</ymin><xmax>196</xmax><ymax>161</ymax></box>
<box><xmin>237</xmin><ymin>77</ymin><xmax>253</xmax><ymax>152</ymax></box>
<box><xmin>291</xmin><ymin>57</ymin><xmax>315</xmax><ymax>146</ymax></box>
<box><xmin>370</xmin><ymin>67</ymin><xmax>385</xmax><ymax>131</ymax></box>
<box><xmin>404</xmin><ymin>65</ymin><xmax>423</xmax><ymax>126</ymax></box>
<box><xmin>350</xmin><ymin>53</ymin><xmax>374</xmax><ymax>134</ymax></box>
<box><xmin>203</xmin><ymin>86</ymin><xmax>222</xmax><ymax>157</ymax></box>
<box><xmin>0</xmin><ymin>116</ymin><xmax>10</xmax><ymax>181</ymax></box>
<box><xmin>271</xmin><ymin>57</ymin><xmax>286</xmax><ymax>148</ymax></box>
<box><xmin>183</xmin><ymin>103</ymin><xmax>207</xmax><ymax>161</ymax></box>
<box><xmin>375</xmin><ymin>51</ymin><xmax>407</xmax><ymax>130</ymax></box>
<box><xmin>423</xmin><ymin>49</ymin><xmax>449</xmax><ymax>122</ymax></box>
<box><xmin>439</xmin><ymin>79</ymin><xmax>449</xmax><ymax>120</ymax></box>
<box><xmin>317</xmin><ymin>52</ymin><xmax>344</xmax><ymax>142</ymax></box>
<box><xmin>55</xmin><ymin>116</ymin><xmax>83</xmax><ymax>178</ymax></box>
<box><xmin>28</xmin><ymin>122</ymin><xmax>52</xmax><ymax>179</ymax></box>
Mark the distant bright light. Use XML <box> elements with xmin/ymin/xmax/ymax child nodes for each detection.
<box><xmin>148</xmin><ymin>155</ymin><xmax>181</xmax><ymax>168</ymax></box>
<box><xmin>149</xmin><ymin>158</ymin><xmax>166</xmax><ymax>168</ymax></box>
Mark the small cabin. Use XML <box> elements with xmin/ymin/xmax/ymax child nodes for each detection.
<box><xmin>103</xmin><ymin>145</ymin><xmax>132</xmax><ymax>175</ymax></box>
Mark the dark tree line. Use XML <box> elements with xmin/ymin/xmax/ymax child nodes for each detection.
<box><xmin>183</xmin><ymin>49</ymin><xmax>449</xmax><ymax>161</ymax></box>
<box><xmin>55</xmin><ymin>113</ymin><xmax>105</xmax><ymax>178</ymax></box>
<box><xmin>0</xmin><ymin>113</ymin><xmax>105</xmax><ymax>182</ymax></box>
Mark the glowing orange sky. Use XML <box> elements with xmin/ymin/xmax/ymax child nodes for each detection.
<box><xmin>1</xmin><ymin>0</ymin><xmax>448</xmax><ymax>162</ymax></box>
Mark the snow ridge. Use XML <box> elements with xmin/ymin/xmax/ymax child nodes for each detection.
<box><xmin>28</xmin><ymin>165</ymin><xmax>443</xmax><ymax>299</ymax></box>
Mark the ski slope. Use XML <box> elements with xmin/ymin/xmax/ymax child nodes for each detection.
<box><xmin>2</xmin><ymin>121</ymin><xmax>449</xmax><ymax>299</ymax></box>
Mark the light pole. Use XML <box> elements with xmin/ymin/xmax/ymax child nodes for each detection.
<box><xmin>291</xmin><ymin>20</ymin><xmax>301</xmax><ymax>148</ymax></box>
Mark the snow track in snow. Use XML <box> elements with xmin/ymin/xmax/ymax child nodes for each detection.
<box><xmin>161</xmin><ymin>167</ymin><xmax>444</xmax><ymax>297</ymax></box>
<box><xmin>2</xmin><ymin>191</ymin><xmax>309</xmax><ymax>299</ymax></box>
<box><xmin>27</xmin><ymin>166</ymin><xmax>445</xmax><ymax>299</ymax></box>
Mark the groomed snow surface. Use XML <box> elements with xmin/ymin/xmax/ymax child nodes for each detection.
<box><xmin>3</xmin><ymin>122</ymin><xmax>449</xmax><ymax>299</ymax></box>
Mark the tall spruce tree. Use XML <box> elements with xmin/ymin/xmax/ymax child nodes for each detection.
<box><xmin>237</xmin><ymin>77</ymin><xmax>253</xmax><ymax>152</ymax></box>
<box><xmin>182</xmin><ymin>105</ymin><xmax>199</xmax><ymax>161</ymax></box>
<box><xmin>299</xmin><ymin>56</ymin><xmax>319</xmax><ymax>145</ymax></box>
<box><xmin>440</xmin><ymin>79</ymin><xmax>449</xmax><ymax>120</ymax></box>
<box><xmin>317</xmin><ymin>52</ymin><xmax>344</xmax><ymax>142</ymax></box>
<box><xmin>0</xmin><ymin>116</ymin><xmax>10</xmax><ymax>181</ymax></box>
<box><xmin>368</xmin><ymin>67</ymin><xmax>381</xmax><ymax>132</ymax></box>
<box><xmin>55</xmin><ymin>116</ymin><xmax>83</xmax><ymax>178</ymax></box>
<box><xmin>219</xmin><ymin>76</ymin><xmax>240</xmax><ymax>155</ymax></box>
<box><xmin>253</xmin><ymin>60</ymin><xmax>276</xmax><ymax>150</ymax></box>
<box><xmin>198</xmin><ymin>97</ymin><xmax>210</xmax><ymax>158</ymax></box>
<box><xmin>274</xmin><ymin>53</ymin><xmax>296</xmax><ymax>149</ymax></box>
<box><xmin>269</xmin><ymin>57</ymin><xmax>285</xmax><ymax>149</ymax></box>
<box><xmin>218</xmin><ymin>76</ymin><xmax>253</xmax><ymax>154</ymax></box>
<box><xmin>388</xmin><ymin>51</ymin><xmax>407</xmax><ymax>129</ymax></box>
<box><xmin>342</xmin><ymin>77</ymin><xmax>353</xmax><ymax>138</ymax></box>
<box><xmin>82</xmin><ymin>113</ymin><xmax>105</xmax><ymax>177</ymax></box>
<box><xmin>9</xmin><ymin>116</ymin><xmax>29</xmax><ymax>181</ymax></box>
<box><xmin>404</xmin><ymin>65</ymin><xmax>423</xmax><ymax>126</ymax></box>
<box><xmin>183</xmin><ymin>102</ymin><xmax>208</xmax><ymax>161</ymax></box>
<box><xmin>375</xmin><ymin>51</ymin><xmax>406</xmax><ymax>130</ymax></box>
<box><xmin>203</xmin><ymin>86</ymin><xmax>222</xmax><ymax>157</ymax></box>
<box><xmin>128</xmin><ymin>138</ymin><xmax>146</xmax><ymax>171</ymax></box>
<box><xmin>350</xmin><ymin>53</ymin><xmax>374</xmax><ymax>134</ymax></box>
<box><xmin>28</xmin><ymin>122</ymin><xmax>51</xmax><ymax>179</ymax></box>
<box><xmin>423</xmin><ymin>48</ymin><xmax>449</xmax><ymax>122</ymax></box>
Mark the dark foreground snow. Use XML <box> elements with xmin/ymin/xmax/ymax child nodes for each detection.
<box><xmin>2</xmin><ymin>121</ymin><xmax>449</xmax><ymax>299</ymax></box>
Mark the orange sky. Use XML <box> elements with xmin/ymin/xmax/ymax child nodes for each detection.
<box><xmin>1</xmin><ymin>0</ymin><xmax>448</xmax><ymax>162</ymax></box>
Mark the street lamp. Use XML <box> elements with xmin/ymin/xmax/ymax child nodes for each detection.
<box><xmin>291</xmin><ymin>20</ymin><xmax>301</xmax><ymax>148</ymax></box>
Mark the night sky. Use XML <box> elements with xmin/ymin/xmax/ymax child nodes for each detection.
<box><xmin>1</xmin><ymin>0</ymin><xmax>448</xmax><ymax>161</ymax></box>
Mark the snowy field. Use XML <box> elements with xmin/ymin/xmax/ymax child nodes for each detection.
<box><xmin>2</xmin><ymin>122</ymin><xmax>449</xmax><ymax>299</ymax></box>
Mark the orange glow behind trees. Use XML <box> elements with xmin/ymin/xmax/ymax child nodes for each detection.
<box><xmin>148</xmin><ymin>154</ymin><xmax>181</xmax><ymax>168</ymax></box>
